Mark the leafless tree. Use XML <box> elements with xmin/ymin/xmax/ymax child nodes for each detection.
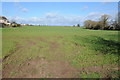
<box><xmin>99</xmin><ymin>14</ymin><xmax>110</xmax><ymax>29</ymax></box>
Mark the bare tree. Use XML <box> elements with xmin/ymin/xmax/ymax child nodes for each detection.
<box><xmin>99</xmin><ymin>14</ymin><xmax>110</xmax><ymax>29</ymax></box>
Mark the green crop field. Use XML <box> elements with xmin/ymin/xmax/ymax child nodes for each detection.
<box><xmin>1</xmin><ymin>26</ymin><xmax>120</xmax><ymax>78</ymax></box>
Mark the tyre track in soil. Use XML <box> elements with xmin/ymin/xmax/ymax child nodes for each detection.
<box><xmin>2</xmin><ymin>42</ymin><xmax>22</xmax><ymax>62</ymax></box>
<box><xmin>2</xmin><ymin>39</ymin><xmax>40</xmax><ymax>78</ymax></box>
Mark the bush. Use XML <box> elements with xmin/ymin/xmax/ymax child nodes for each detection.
<box><xmin>17</xmin><ymin>24</ymin><xmax>21</xmax><ymax>27</ymax></box>
<box><xmin>84</xmin><ymin>20</ymin><xmax>101</xmax><ymax>30</ymax></box>
<box><xmin>12</xmin><ymin>23</ymin><xmax>21</xmax><ymax>27</ymax></box>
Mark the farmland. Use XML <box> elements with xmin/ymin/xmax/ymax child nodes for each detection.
<box><xmin>2</xmin><ymin>26</ymin><xmax>120</xmax><ymax>78</ymax></box>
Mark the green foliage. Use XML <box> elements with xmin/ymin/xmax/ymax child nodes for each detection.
<box><xmin>108</xmin><ymin>70</ymin><xmax>120</xmax><ymax>78</ymax></box>
<box><xmin>80</xmin><ymin>72</ymin><xmax>101</xmax><ymax>78</ymax></box>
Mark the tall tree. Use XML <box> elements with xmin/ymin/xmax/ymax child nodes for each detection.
<box><xmin>99</xmin><ymin>14</ymin><xmax>110</xmax><ymax>29</ymax></box>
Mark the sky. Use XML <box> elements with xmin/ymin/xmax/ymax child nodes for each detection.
<box><xmin>1</xmin><ymin>2</ymin><xmax>118</xmax><ymax>26</ymax></box>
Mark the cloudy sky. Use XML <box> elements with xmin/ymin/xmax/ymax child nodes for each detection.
<box><xmin>2</xmin><ymin>2</ymin><xmax>118</xmax><ymax>26</ymax></box>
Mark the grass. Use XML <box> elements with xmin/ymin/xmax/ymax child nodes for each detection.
<box><xmin>80</xmin><ymin>72</ymin><xmax>101</xmax><ymax>78</ymax></box>
<box><xmin>2</xmin><ymin>26</ymin><xmax>119</xmax><ymax>78</ymax></box>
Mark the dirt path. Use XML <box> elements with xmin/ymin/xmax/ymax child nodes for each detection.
<box><xmin>2</xmin><ymin>37</ymin><xmax>80</xmax><ymax>78</ymax></box>
<box><xmin>14</xmin><ymin>57</ymin><xmax>79</xmax><ymax>78</ymax></box>
<box><xmin>2</xmin><ymin>40</ymin><xmax>37</xmax><ymax>78</ymax></box>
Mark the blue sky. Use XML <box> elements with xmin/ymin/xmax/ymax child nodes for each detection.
<box><xmin>2</xmin><ymin>2</ymin><xmax>118</xmax><ymax>26</ymax></box>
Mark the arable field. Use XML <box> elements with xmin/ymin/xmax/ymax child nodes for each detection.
<box><xmin>2</xmin><ymin>26</ymin><xmax>120</xmax><ymax>78</ymax></box>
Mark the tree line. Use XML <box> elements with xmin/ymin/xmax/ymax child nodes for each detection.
<box><xmin>84</xmin><ymin>14</ymin><xmax>120</xmax><ymax>30</ymax></box>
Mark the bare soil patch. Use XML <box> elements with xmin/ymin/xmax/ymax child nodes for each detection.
<box><xmin>12</xmin><ymin>57</ymin><xmax>79</xmax><ymax>78</ymax></box>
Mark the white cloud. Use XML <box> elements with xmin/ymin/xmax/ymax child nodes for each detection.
<box><xmin>84</xmin><ymin>12</ymin><xmax>105</xmax><ymax>21</ymax></box>
<box><xmin>7</xmin><ymin>12</ymin><xmax>114</xmax><ymax>26</ymax></box>
<box><xmin>14</xmin><ymin>2</ymin><xmax>29</xmax><ymax>13</ymax></box>
<box><xmin>82</xmin><ymin>6</ymin><xmax>88</xmax><ymax>10</ymax></box>
<box><xmin>7</xmin><ymin>13</ymin><xmax>83</xmax><ymax>26</ymax></box>
<box><xmin>21</xmin><ymin>8</ymin><xmax>29</xmax><ymax>12</ymax></box>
